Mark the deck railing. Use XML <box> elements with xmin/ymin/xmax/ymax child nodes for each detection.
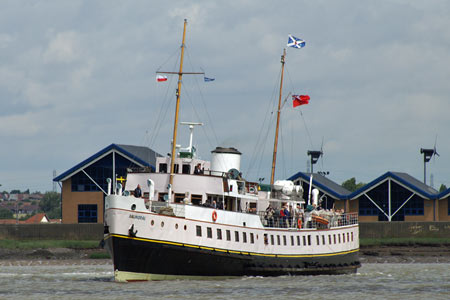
<box><xmin>258</xmin><ymin>211</ymin><xmax>358</xmax><ymax>229</ymax></box>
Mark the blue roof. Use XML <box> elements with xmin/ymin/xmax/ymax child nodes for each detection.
<box><xmin>349</xmin><ymin>171</ymin><xmax>439</xmax><ymax>200</ymax></box>
<box><xmin>53</xmin><ymin>144</ymin><xmax>161</xmax><ymax>182</ymax></box>
<box><xmin>437</xmin><ymin>187</ymin><xmax>450</xmax><ymax>199</ymax></box>
<box><xmin>287</xmin><ymin>172</ymin><xmax>351</xmax><ymax>199</ymax></box>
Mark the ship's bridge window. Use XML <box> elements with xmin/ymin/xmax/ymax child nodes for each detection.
<box><xmin>182</xmin><ymin>164</ymin><xmax>191</xmax><ymax>174</ymax></box>
<box><xmin>159</xmin><ymin>163</ymin><xmax>167</xmax><ymax>173</ymax></box>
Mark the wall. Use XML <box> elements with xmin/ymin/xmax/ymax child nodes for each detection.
<box><xmin>438</xmin><ymin>198</ymin><xmax>450</xmax><ymax>221</ymax></box>
<box><xmin>62</xmin><ymin>178</ymin><xmax>104</xmax><ymax>224</ymax></box>
<box><xmin>1</xmin><ymin>222</ymin><xmax>449</xmax><ymax>240</ymax></box>
<box><xmin>360</xmin><ymin>222</ymin><xmax>450</xmax><ymax>239</ymax></box>
<box><xmin>0</xmin><ymin>224</ymin><xmax>104</xmax><ymax>240</ymax></box>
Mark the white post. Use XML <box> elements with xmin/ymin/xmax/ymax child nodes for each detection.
<box><xmin>388</xmin><ymin>179</ymin><xmax>392</xmax><ymax>222</ymax></box>
<box><xmin>308</xmin><ymin>174</ymin><xmax>313</xmax><ymax>205</ymax></box>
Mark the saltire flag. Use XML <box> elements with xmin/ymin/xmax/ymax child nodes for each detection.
<box><xmin>204</xmin><ymin>77</ymin><xmax>215</xmax><ymax>82</ymax></box>
<box><xmin>287</xmin><ymin>35</ymin><xmax>306</xmax><ymax>49</ymax></box>
<box><xmin>156</xmin><ymin>75</ymin><xmax>168</xmax><ymax>82</ymax></box>
<box><xmin>293</xmin><ymin>95</ymin><xmax>310</xmax><ymax>107</ymax></box>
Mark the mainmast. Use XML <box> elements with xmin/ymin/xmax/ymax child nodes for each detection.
<box><xmin>156</xmin><ymin>19</ymin><xmax>204</xmax><ymax>188</ymax></box>
<box><xmin>270</xmin><ymin>49</ymin><xmax>286</xmax><ymax>186</ymax></box>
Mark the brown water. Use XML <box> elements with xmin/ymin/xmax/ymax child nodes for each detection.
<box><xmin>0</xmin><ymin>261</ymin><xmax>449</xmax><ymax>299</ymax></box>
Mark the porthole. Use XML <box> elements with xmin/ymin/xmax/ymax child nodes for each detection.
<box><xmin>151</xmin><ymin>220</ymin><xmax>154</xmax><ymax>226</ymax></box>
<box><xmin>131</xmin><ymin>204</ymin><xmax>136</xmax><ymax>210</ymax></box>
<box><xmin>175</xmin><ymin>223</ymin><xmax>179</xmax><ymax>229</ymax></box>
<box><xmin>161</xmin><ymin>221</ymin><xmax>164</xmax><ymax>227</ymax></box>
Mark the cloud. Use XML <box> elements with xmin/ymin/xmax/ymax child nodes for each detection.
<box><xmin>43</xmin><ymin>31</ymin><xmax>82</xmax><ymax>64</ymax></box>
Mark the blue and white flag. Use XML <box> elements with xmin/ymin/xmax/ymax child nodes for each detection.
<box><xmin>204</xmin><ymin>77</ymin><xmax>215</xmax><ymax>82</ymax></box>
<box><xmin>287</xmin><ymin>34</ymin><xmax>306</xmax><ymax>49</ymax></box>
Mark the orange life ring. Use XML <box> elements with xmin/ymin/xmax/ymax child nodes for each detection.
<box><xmin>212</xmin><ymin>210</ymin><xmax>218</xmax><ymax>222</ymax></box>
<box><xmin>297</xmin><ymin>219</ymin><xmax>302</xmax><ymax>229</ymax></box>
<box><xmin>312</xmin><ymin>215</ymin><xmax>329</xmax><ymax>225</ymax></box>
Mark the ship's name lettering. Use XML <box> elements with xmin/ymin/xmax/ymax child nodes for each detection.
<box><xmin>129</xmin><ymin>214</ymin><xmax>146</xmax><ymax>221</ymax></box>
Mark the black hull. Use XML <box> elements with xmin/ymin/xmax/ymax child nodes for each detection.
<box><xmin>105</xmin><ymin>234</ymin><xmax>360</xmax><ymax>280</ymax></box>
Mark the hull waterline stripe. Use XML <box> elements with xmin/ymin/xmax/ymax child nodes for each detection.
<box><xmin>105</xmin><ymin>234</ymin><xmax>359</xmax><ymax>258</ymax></box>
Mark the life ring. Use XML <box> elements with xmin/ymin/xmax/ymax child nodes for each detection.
<box><xmin>249</xmin><ymin>186</ymin><xmax>256</xmax><ymax>193</ymax></box>
<box><xmin>212</xmin><ymin>210</ymin><xmax>218</xmax><ymax>222</ymax></box>
<box><xmin>312</xmin><ymin>215</ymin><xmax>329</xmax><ymax>225</ymax></box>
<box><xmin>297</xmin><ymin>219</ymin><xmax>302</xmax><ymax>229</ymax></box>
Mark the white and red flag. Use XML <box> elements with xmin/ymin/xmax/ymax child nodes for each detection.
<box><xmin>156</xmin><ymin>75</ymin><xmax>168</xmax><ymax>82</ymax></box>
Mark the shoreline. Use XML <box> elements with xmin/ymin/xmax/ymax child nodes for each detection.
<box><xmin>1</xmin><ymin>244</ymin><xmax>450</xmax><ymax>265</ymax></box>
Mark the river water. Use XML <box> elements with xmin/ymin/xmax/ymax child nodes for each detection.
<box><xmin>0</xmin><ymin>261</ymin><xmax>448</xmax><ymax>299</ymax></box>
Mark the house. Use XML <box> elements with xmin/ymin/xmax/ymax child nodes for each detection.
<box><xmin>53</xmin><ymin>144</ymin><xmax>161</xmax><ymax>224</ymax></box>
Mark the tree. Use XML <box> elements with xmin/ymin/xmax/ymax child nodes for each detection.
<box><xmin>342</xmin><ymin>177</ymin><xmax>366</xmax><ymax>192</ymax></box>
<box><xmin>439</xmin><ymin>184</ymin><xmax>448</xmax><ymax>193</ymax></box>
<box><xmin>39</xmin><ymin>191</ymin><xmax>61</xmax><ymax>219</ymax></box>
<box><xmin>0</xmin><ymin>207</ymin><xmax>13</xmax><ymax>219</ymax></box>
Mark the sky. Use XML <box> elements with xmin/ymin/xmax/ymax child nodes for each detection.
<box><xmin>1</xmin><ymin>0</ymin><xmax>450</xmax><ymax>193</ymax></box>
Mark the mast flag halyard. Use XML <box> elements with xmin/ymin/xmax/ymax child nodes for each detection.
<box><xmin>156</xmin><ymin>19</ymin><xmax>204</xmax><ymax>188</ymax></box>
<box><xmin>270</xmin><ymin>35</ymin><xmax>306</xmax><ymax>186</ymax></box>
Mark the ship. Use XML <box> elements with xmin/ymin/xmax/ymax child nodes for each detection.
<box><xmin>103</xmin><ymin>19</ymin><xmax>360</xmax><ymax>282</ymax></box>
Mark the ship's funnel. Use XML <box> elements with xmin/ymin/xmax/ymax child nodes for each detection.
<box><xmin>210</xmin><ymin>147</ymin><xmax>241</xmax><ymax>176</ymax></box>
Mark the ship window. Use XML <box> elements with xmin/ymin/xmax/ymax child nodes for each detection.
<box><xmin>333</xmin><ymin>234</ymin><xmax>336</xmax><ymax>244</ymax></box>
<box><xmin>174</xmin><ymin>193</ymin><xmax>185</xmax><ymax>203</ymax></box>
<box><xmin>342</xmin><ymin>233</ymin><xmax>345</xmax><ymax>243</ymax></box>
<box><xmin>277</xmin><ymin>235</ymin><xmax>281</xmax><ymax>245</ymax></box>
<box><xmin>159</xmin><ymin>163</ymin><xmax>167</xmax><ymax>173</ymax></box>
<box><xmin>351</xmin><ymin>232</ymin><xmax>354</xmax><ymax>242</ymax></box>
<box><xmin>235</xmin><ymin>231</ymin><xmax>239</xmax><ymax>242</ymax></box>
<box><xmin>217</xmin><ymin>228</ymin><xmax>222</xmax><ymax>240</ymax></box>
<box><xmin>316</xmin><ymin>235</ymin><xmax>320</xmax><ymax>245</ymax></box>
<box><xmin>226</xmin><ymin>230</ymin><xmax>231</xmax><ymax>241</ymax></box>
<box><xmin>174</xmin><ymin>164</ymin><xmax>179</xmax><ymax>174</ymax></box>
<box><xmin>151</xmin><ymin>220</ymin><xmax>154</xmax><ymax>226</ymax></box>
<box><xmin>263</xmin><ymin>234</ymin><xmax>268</xmax><ymax>245</ymax></box>
<box><xmin>182</xmin><ymin>164</ymin><xmax>191</xmax><ymax>174</ymax></box>
<box><xmin>243</xmin><ymin>232</ymin><xmax>247</xmax><ymax>243</ymax></box>
<box><xmin>250</xmin><ymin>233</ymin><xmax>255</xmax><ymax>244</ymax></box>
<box><xmin>283</xmin><ymin>235</ymin><xmax>287</xmax><ymax>246</ymax></box>
<box><xmin>303</xmin><ymin>236</ymin><xmax>306</xmax><ymax>246</ymax></box>
<box><xmin>207</xmin><ymin>227</ymin><xmax>212</xmax><ymax>238</ymax></box>
<box><xmin>196</xmin><ymin>225</ymin><xmax>202</xmax><ymax>237</ymax></box>
<box><xmin>338</xmin><ymin>234</ymin><xmax>341</xmax><ymax>244</ymax></box>
<box><xmin>191</xmin><ymin>194</ymin><xmax>202</xmax><ymax>205</ymax></box>
<box><xmin>329</xmin><ymin>235</ymin><xmax>332</xmax><ymax>244</ymax></box>
<box><xmin>297</xmin><ymin>236</ymin><xmax>300</xmax><ymax>246</ymax></box>
<box><xmin>307</xmin><ymin>235</ymin><xmax>311</xmax><ymax>246</ymax></box>
<box><xmin>270</xmin><ymin>235</ymin><xmax>274</xmax><ymax>245</ymax></box>
<box><xmin>347</xmin><ymin>232</ymin><xmax>350</xmax><ymax>243</ymax></box>
<box><xmin>322</xmin><ymin>235</ymin><xmax>326</xmax><ymax>245</ymax></box>
<box><xmin>161</xmin><ymin>221</ymin><xmax>164</xmax><ymax>227</ymax></box>
<box><xmin>78</xmin><ymin>204</ymin><xmax>97</xmax><ymax>223</ymax></box>
<box><xmin>158</xmin><ymin>193</ymin><xmax>168</xmax><ymax>201</ymax></box>
<box><xmin>290</xmin><ymin>236</ymin><xmax>294</xmax><ymax>246</ymax></box>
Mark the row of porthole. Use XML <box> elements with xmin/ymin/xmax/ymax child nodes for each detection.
<box><xmin>150</xmin><ymin>219</ymin><xmax>188</xmax><ymax>231</ymax></box>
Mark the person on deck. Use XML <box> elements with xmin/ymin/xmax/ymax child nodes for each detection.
<box><xmin>194</xmin><ymin>163</ymin><xmax>203</xmax><ymax>175</ymax></box>
<box><xmin>134</xmin><ymin>184</ymin><xmax>142</xmax><ymax>198</ymax></box>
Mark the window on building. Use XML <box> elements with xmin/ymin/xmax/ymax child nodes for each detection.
<box><xmin>174</xmin><ymin>193</ymin><xmax>185</xmax><ymax>203</ymax></box>
<box><xmin>403</xmin><ymin>196</ymin><xmax>424</xmax><ymax>215</ymax></box>
<box><xmin>358</xmin><ymin>195</ymin><xmax>379</xmax><ymax>216</ymax></box>
<box><xmin>78</xmin><ymin>204</ymin><xmax>97</xmax><ymax>223</ymax></box>
<box><xmin>207</xmin><ymin>227</ymin><xmax>212</xmax><ymax>238</ymax></box>
<box><xmin>217</xmin><ymin>228</ymin><xmax>222</xmax><ymax>240</ymax></box>
<box><xmin>196</xmin><ymin>225</ymin><xmax>202</xmax><ymax>237</ymax></box>
<box><xmin>71</xmin><ymin>153</ymin><xmax>141</xmax><ymax>192</ymax></box>
<box><xmin>158</xmin><ymin>193</ymin><xmax>168</xmax><ymax>201</ymax></box>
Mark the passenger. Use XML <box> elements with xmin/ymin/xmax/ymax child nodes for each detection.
<box><xmin>264</xmin><ymin>205</ymin><xmax>275</xmax><ymax>227</ymax></box>
<box><xmin>212</xmin><ymin>200</ymin><xmax>217</xmax><ymax>208</ymax></box>
<box><xmin>194</xmin><ymin>163</ymin><xmax>203</xmax><ymax>175</ymax></box>
<box><xmin>134</xmin><ymin>184</ymin><xmax>142</xmax><ymax>198</ymax></box>
<box><xmin>283</xmin><ymin>204</ymin><xmax>291</xmax><ymax>227</ymax></box>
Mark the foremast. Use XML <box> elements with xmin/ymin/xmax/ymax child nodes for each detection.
<box><xmin>270</xmin><ymin>49</ymin><xmax>286</xmax><ymax>185</ymax></box>
<box><xmin>157</xmin><ymin>19</ymin><xmax>204</xmax><ymax>188</ymax></box>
